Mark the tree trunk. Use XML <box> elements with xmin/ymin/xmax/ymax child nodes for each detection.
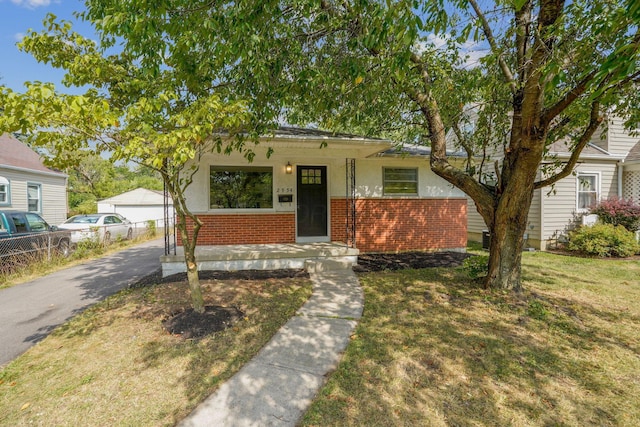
<box><xmin>172</xmin><ymin>196</ymin><xmax>205</xmax><ymax>314</ymax></box>
<box><xmin>183</xmin><ymin>237</ymin><xmax>205</xmax><ymax>314</ymax></box>
<box><xmin>485</xmin><ymin>214</ymin><xmax>527</xmax><ymax>292</ymax></box>
<box><xmin>483</xmin><ymin>137</ymin><xmax>540</xmax><ymax>291</ymax></box>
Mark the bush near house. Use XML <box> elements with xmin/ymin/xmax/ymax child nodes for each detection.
<box><xmin>589</xmin><ymin>197</ymin><xmax>640</xmax><ymax>232</ymax></box>
<box><xmin>568</xmin><ymin>223</ymin><xmax>640</xmax><ymax>257</ymax></box>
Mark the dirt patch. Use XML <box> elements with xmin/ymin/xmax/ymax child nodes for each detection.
<box><xmin>354</xmin><ymin>251</ymin><xmax>473</xmax><ymax>272</ymax></box>
<box><xmin>162</xmin><ymin>305</ymin><xmax>244</xmax><ymax>339</ymax></box>
<box><xmin>132</xmin><ymin>269</ymin><xmax>309</xmax><ymax>340</ymax></box>
<box><xmin>137</xmin><ymin>251</ymin><xmax>470</xmax><ymax>338</ymax></box>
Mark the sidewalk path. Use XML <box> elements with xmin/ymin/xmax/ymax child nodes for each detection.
<box><xmin>179</xmin><ymin>260</ymin><xmax>364</xmax><ymax>427</ymax></box>
<box><xmin>0</xmin><ymin>238</ymin><xmax>164</xmax><ymax>366</ymax></box>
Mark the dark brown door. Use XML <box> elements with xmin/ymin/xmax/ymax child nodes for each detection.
<box><xmin>297</xmin><ymin>166</ymin><xmax>328</xmax><ymax>237</ymax></box>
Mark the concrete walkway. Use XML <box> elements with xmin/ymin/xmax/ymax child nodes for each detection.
<box><xmin>179</xmin><ymin>259</ymin><xmax>364</xmax><ymax>427</ymax></box>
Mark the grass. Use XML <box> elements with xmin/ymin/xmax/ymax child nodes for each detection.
<box><xmin>0</xmin><ymin>276</ymin><xmax>312</xmax><ymax>426</ymax></box>
<box><xmin>300</xmin><ymin>250</ymin><xmax>640</xmax><ymax>426</ymax></box>
<box><xmin>2</xmin><ymin>247</ymin><xmax>639</xmax><ymax>426</ymax></box>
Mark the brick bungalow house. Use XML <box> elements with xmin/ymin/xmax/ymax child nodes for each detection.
<box><xmin>161</xmin><ymin>128</ymin><xmax>467</xmax><ymax>275</ymax></box>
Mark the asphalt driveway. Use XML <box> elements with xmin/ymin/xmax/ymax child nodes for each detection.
<box><xmin>0</xmin><ymin>238</ymin><xmax>165</xmax><ymax>366</ymax></box>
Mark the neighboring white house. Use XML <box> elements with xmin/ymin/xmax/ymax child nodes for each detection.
<box><xmin>0</xmin><ymin>133</ymin><xmax>67</xmax><ymax>225</ymax></box>
<box><xmin>97</xmin><ymin>187</ymin><xmax>174</xmax><ymax>226</ymax></box>
<box><xmin>465</xmin><ymin>117</ymin><xmax>640</xmax><ymax>250</ymax></box>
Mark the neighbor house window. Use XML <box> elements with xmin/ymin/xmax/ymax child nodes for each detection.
<box><xmin>0</xmin><ymin>177</ymin><xmax>9</xmax><ymax>205</ymax></box>
<box><xmin>27</xmin><ymin>183</ymin><xmax>41</xmax><ymax>212</ymax></box>
<box><xmin>383</xmin><ymin>167</ymin><xmax>418</xmax><ymax>195</ymax></box>
<box><xmin>577</xmin><ymin>173</ymin><xmax>599</xmax><ymax>211</ymax></box>
<box><xmin>210</xmin><ymin>166</ymin><xmax>273</xmax><ymax>209</ymax></box>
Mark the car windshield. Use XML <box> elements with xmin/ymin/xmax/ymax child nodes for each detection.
<box><xmin>65</xmin><ymin>215</ymin><xmax>100</xmax><ymax>224</ymax></box>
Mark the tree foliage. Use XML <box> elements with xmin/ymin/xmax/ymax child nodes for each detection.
<box><xmin>0</xmin><ymin>13</ymin><xmax>251</xmax><ymax>313</ymax></box>
<box><xmin>2</xmin><ymin>1</ymin><xmax>639</xmax><ymax>293</ymax></box>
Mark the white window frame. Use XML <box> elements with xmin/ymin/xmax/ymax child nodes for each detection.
<box><xmin>27</xmin><ymin>182</ymin><xmax>42</xmax><ymax>213</ymax></box>
<box><xmin>383</xmin><ymin>167</ymin><xmax>419</xmax><ymax>196</ymax></box>
<box><xmin>576</xmin><ymin>172</ymin><xmax>600</xmax><ymax>212</ymax></box>
<box><xmin>0</xmin><ymin>177</ymin><xmax>10</xmax><ymax>206</ymax></box>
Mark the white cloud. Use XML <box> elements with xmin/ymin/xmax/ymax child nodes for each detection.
<box><xmin>10</xmin><ymin>0</ymin><xmax>52</xmax><ymax>8</ymax></box>
<box><xmin>416</xmin><ymin>33</ymin><xmax>489</xmax><ymax>69</ymax></box>
<box><xmin>14</xmin><ymin>32</ymin><xmax>25</xmax><ymax>42</ymax></box>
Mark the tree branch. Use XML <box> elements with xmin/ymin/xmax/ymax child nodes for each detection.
<box><xmin>468</xmin><ymin>0</ymin><xmax>517</xmax><ymax>94</ymax></box>
<box><xmin>534</xmin><ymin>101</ymin><xmax>602</xmax><ymax>189</ymax></box>
<box><xmin>542</xmin><ymin>71</ymin><xmax>596</xmax><ymax>124</ymax></box>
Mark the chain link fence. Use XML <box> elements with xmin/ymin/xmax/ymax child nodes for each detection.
<box><xmin>0</xmin><ymin>218</ymin><xmax>170</xmax><ymax>275</ymax></box>
<box><xmin>0</xmin><ymin>230</ymin><xmax>71</xmax><ymax>274</ymax></box>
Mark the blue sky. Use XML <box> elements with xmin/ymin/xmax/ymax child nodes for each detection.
<box><xmin>0</xmin><ymin>0</ymin><xmax>93</xmax><ymax>92</ymax></box>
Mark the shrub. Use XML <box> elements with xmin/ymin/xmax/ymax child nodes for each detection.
<box><xmin>568</xmin><ymin>223</ymin><xmax>640</xmax><ymax>257</ymax></box>
<box><xmin>462</xmin><ymin>255</ymin><xmax>489</xmax><ymax>279</ymax></box>
<box><xmin>146</xmin><ymin>220</ymin><xmax>157</xmax><ymax>237</ymax></box>
<box><xmin>589</xmin><ymin>197</ymin><xmax>640</xmax><ymax>232</ymax></box>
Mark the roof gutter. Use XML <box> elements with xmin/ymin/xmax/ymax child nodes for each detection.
<box><xmin>0</xmin><ymin>164</ymin><xmax>67</xmax><ymax>179</ymax></box>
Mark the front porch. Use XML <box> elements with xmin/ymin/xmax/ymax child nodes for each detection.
<box><xmin>160</xmin><ymin>242</ymin><xmax>359</xmax><ymax>277</ymax></box>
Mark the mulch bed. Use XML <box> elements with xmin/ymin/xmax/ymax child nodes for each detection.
<box><xmin>162</xmin><ymin>305</ymin><xmax>244</xmax><ymax>339</ymax></box>
<box><xmin>135</xmin><ymin>251</ymin><xmax>473</xmax><ymax>339</ymax></box>
<box><xmin>353</xmin><ymin>251</ymin><xmax>473</xmax><ymax>272</ymax></box>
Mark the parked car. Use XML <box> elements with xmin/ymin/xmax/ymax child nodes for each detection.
<box><xmin>0</xmin><ymin>210</ymin><xmax>71</xmax><ymax>261</ymax></box>
<box><xmin>58</xmin><ymin>213</ymin><xmax>133</xmax><ymax>244</ymax></box>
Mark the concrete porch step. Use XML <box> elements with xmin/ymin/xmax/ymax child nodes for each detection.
<box><xmin>160</xmin><ymin>243</ymin><xmax>359</xmax><ymax>277</ymax></box>
<box><xmin>304</xmin><ymin>259</ymin><xmax>354</xmax><ymax>273</ymax></box>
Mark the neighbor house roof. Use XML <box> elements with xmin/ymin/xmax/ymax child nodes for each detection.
<box><xmin>98</xmin><ymin>188</ymin><xmax>170</xmax><ymax>206</ymax></box>
<box><xmin>625</xmin><ymin>141</ymin><xmax>640</xmax><ymax>162</ymax></box>
<box><xmin>0</xmin><ymin>133</ymin><xmax>66</xmax><ymax>176</ymax></box>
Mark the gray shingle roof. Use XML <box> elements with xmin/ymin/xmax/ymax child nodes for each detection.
<box><xmin>625</xmin><ymin>141</ymin><xmax>640</xmax><ymax>162</ymax></box>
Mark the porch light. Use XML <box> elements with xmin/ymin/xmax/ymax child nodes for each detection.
<box><xmin>285</xmin><ymin>162</ymin><xmax>293</xmax><ymax>174</ymax></box>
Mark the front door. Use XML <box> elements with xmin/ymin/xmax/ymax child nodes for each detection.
<box><xmin>297</xmin><ymin>166</ymin><xmax>328</xmax><ymax>239</ymax></box>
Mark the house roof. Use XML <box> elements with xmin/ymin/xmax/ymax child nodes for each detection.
<box><xmin>272</xmin><ymin>126</ymin><xmax>385</xmax><ymax>141</ymax></box>
<box><xmin>98</xmin><ymin>187</ymin><xmax>170</xmax><ymax>206</ymax></box>
<box><xmin>379</xmin><ymin>143</ymin><xmax>467</xmax><ymax>158</ymax></box>
<box><xmin>0</xmin><ymin>133</ymin><xmax>66</xmax><ymax>176</ymax></box>
<box><xmin>545</xmin><ymin>140</ymin><xmax>629</xmax><ymax>161</ymax></box>
<box><xmin>625</xmin><ymin>141</ymin><xmax>640</xmax><ymax>162</ymax></box>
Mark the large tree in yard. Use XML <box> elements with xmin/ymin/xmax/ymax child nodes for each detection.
<box><xmin>90</xmin><ymin>0</ymin><xmax>638</xmax><ymax>291</ymax></box>
<box><xmin>3</xmin><ymin>0</ymin><xmax>639</xmax><ymax>294</ymax></box>
<box><xmin>0</xmin><ymin>15</ymin><xmax>250</xmax><ymax>313</ymax></box>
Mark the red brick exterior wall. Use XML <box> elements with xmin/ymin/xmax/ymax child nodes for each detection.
<box><xmin>181</xmin><ymin>198</ymin><xmax>466</xmax><ymax>251</ymax></box>
<box><xmin>180</xmin><ymin>213</ymin><xmax>296</xmax><ymax>245</ymax></box>
<box><xmin>331</xmin><ymin>198</ymin><xmax>467</xmax><ymax>252</ymax></box>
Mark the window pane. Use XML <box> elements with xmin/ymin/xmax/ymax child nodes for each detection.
<box><xmin>0</xmin><ymin>184</ymin><xmax>5</xmax><ymax>203</ymax></box>
<box><xmin>27</xmin><ymin>184</ymin><xmax>40</xmax><ymax>212</ymax></box>
<box><xmin>577</xmin><ymin>174</ymin><xmax>598</xmax><ymax>210</ymax></box>
<box><xmin>210</xmin><ymin>166</ymin><xmax>273</xmax><ymax>209</ymax></box>
<box><xmin>578</xmin><ymin>176</ymin><xmax>595</xmax><ymax>192</ymax></box>
<box><xmin>383</xmin><ymin>168</ymin><xmax>418</xmax><ymax>195</ymax></box>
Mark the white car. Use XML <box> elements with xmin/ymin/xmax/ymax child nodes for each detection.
<box><xmin>59</xmin><ymin>213</ymin><xmax>133</xmax><ymax>244</ymax></box>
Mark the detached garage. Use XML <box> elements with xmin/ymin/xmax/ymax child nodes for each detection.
<box><xmin>97</xmin><ymin>188</ymin><xmax>174</xmax><ymax>226</ymax></box>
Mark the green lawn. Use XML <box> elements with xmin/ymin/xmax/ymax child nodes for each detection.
<box><xmin>2</xmin><ymin>249</ymin><xmax>638</xmax><ymax>426</ymax></box>
<box><xmin>301</xmin><ymin>251</ymin><xmax>640</xmax><ymax>426</ymax></box>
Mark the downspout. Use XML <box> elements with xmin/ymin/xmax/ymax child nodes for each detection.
<box><xmin>618</xmin><ymin>159</ymin><xmax>624</xmax><ymax>198</ymax></box>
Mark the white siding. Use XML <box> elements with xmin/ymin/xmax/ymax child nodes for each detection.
<box><xmin>0</xmin><ymin>167</ymin><xmax>67</xmax><ymax>225</ymax></box>
<box><xmin>466</xmin><ymin>179</ymin><xmax>543</xmax><ymax>247</ymax></box>
<box><xmin>185</xmin><ymin>146</ymin><xmax>466</xmax><ymax>214</ymax></box>
<box><xmin>540</xmin><ymin>161</ymin><xmax>618</xmax><ymax>247</ymax></box>
<box><xmin>606</xmin><ymin>117</ymin><xmax>640</xmax><ymax>156</ymax></box>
